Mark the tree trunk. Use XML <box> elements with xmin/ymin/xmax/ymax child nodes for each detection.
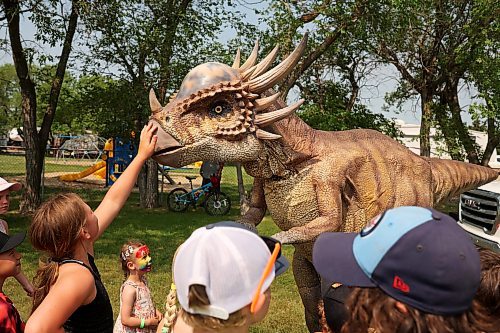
<box><xmin>139</xmin><ymin>1</ymin><xmax>192</xmax><ymax>208</ymax></box>
<box><xmin>419</xmin><ymin>92</ymin><xmax>432</xmax><ymax>157</ymax></box>
<box><xmin>235</xmin><ymin>163</ymin><xmax>249</xmax><ymax>215</ymax></box>
<box><xmin>3</xmin><ymin>0</ymin><xmax>79</xmax><ymax>213</ymax></box>
<box><xmin>445</xmin><ymin>80</ymin><xmax>479</xmax><ymax>164</ymax></box>
<box><xmin>434</xmin><ymin>94</ymin><xmax>463</xmax><ymax>160</ymax></box>
<box><xmin>481</xmin><ymin>116</ymin><xmax>500</xmax><ymax>166</ymax></box>
<box><xmin>139</xmin><ymin>159</ymin><xmax>158</xmax><ymax>208</ymax></box>
<box><xmin>20</xmin><ymin>93</ymin><xmax>43</xmax><ymax>212</ymax></box>
<box><xmin>136</xmin><ymin>115</ymin><xmax>159</xmax><ymax>209</ymax></box>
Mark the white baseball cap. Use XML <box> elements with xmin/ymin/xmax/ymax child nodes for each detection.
<box><xmin>174</xmin><ymin>222</ymin><xmax>287</xmax><ymax>320</ymax></box>
<box><xmin>0</xmin><ymin>177</ymin><xmax>22</xmax><ymax>192</ymax></box>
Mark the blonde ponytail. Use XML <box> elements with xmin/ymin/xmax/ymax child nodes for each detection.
<box><xmin>162</xmin><ymin>283</ymin><xmax>179</xmax><ymax>332</ymax></box>
<box><xmin>157</xmin><ymin>246</ymin><xmax>180</xmax><ymax>333</ymax></box>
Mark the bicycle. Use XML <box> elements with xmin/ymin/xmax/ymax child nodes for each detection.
<box><xmin>166</xmin><ymin>175</ymin><xmax>231</xmax><ymax>216</ymax></box>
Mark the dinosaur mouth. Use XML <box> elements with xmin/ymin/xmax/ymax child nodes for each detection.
<box><xmin>153</xmin><ymin>145</ymin><xmax>182</xmax><ymax>156</ymax></box>
<box><xmin>149</xmin><ymin>120</ymin><xmax>185</xmax><ymax>167</ymax></box>
<box><xmin>150</xmin><ymin>121</ymin><xmax>183</xmax><ymax>153</ymax></box>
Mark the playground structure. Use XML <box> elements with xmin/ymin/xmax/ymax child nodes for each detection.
<box><xmin>105</xmin><ymin>138</ymin><xmax>137</xmax><ymax>186</ymax></box>
<box><xmin>58</xmin><ymin>138</ymin><xmax>111</xmax><ymax>182</ymax></box>
<box><xmin>57</xmin><ymin>136</ymin><xmax>204</xmax><ymax>188</ymax></box>
<box><xmin>55</xmin><ymin>135</ymin><xmax>105</xmax><ymax>162</ymax></box>
<box><xmin>58</xmin><ymin>160</ymin><xmax>107</xmax><ymax>181</ymax></box>
<box><xmin>58</xmin><ymin>137</ymin><xmax>137</xmax><ymax>186</ymax></box>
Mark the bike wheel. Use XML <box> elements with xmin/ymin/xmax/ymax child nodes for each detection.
<box><xmin>167</xmin><ymin>188</ymin><xmax>190</xmax><ymax>212</ymax></box>
<box><xmin>204</xmin><ymin>192</ymin><xmax>231</xmax><ymax>216</ymax></box>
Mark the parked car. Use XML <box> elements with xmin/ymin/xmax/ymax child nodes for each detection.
<box><xmin>458</xmin><ymin>177</ymin><xmax>500</xmax><ymax>253</ymax></box>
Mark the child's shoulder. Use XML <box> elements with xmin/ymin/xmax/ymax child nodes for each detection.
<box><xmin>0</xmin><ymin>293</ymin><xmax>25</xmax><ymax>332</ymax></box>
<box><xmin>121</xmin><ymin>280</ymin><xmax>140</xmax><ymax>293</ymax></box>
<box><xmin>0</xmin><ymin>292</ymin><xmax>17</xmax><ymax>315</ymax></box>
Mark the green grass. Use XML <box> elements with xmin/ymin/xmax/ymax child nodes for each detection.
<box><xmin>3</xmin><ymin>186</ymin><xmax>307</xmax><ymax>333</ymax></box>
<box><xmin>0</xmin><ymin>154</ymin><xmax>97</xmax><ymax>176</ymax></box>
<box><xmin>2</xmin><ymin>164</ymin><xmax>459</xmax><ymax>332</ymax></box>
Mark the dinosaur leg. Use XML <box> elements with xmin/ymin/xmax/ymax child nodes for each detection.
<box><xmin>292</xmin><ymin>247</ymin><xmax>322</xmax><ymax>333</ymax></box>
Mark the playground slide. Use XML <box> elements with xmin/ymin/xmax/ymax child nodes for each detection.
<box><xmin>59</xmin><ymin>161</ymin><xmax>106</xmax><ymax>182</ymax></box>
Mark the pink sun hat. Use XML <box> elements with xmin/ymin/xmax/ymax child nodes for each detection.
<box><xmin>0</xmin><ymin>177</ymin><xmax>22</xmax><ymax>192</ymax></box>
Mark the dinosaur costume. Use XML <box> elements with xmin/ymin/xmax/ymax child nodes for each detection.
<box><xmin>149</xmin><ymin>35</ymin><xmax>498</xmax><ymax>331</ymax></box>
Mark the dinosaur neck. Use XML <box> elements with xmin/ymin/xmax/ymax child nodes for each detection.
<box><xmin>243</xmin><ymin>112</ymin><xmax>316</xmax><ymax>179</ymax></box>
<box><xmin>272</xmin><ymin>113</ymin><xmax>316</xmax><ymax>156</ymax></box>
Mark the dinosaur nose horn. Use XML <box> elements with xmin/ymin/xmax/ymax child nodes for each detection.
<box><xmin>149</xmin><ymin>89</ymin><xmax>162</xmax><ymax>114</ymax></box>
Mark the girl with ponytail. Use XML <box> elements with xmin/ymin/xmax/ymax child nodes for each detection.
<box><xmin>25</xmin><ymin>124</ymin><xmax>157</xmax><ymax>333</ymax></box>
<box><xmin>156</xmin><ymin>221</ymin><xmax>289</xmax><ymax>333</ymax></box>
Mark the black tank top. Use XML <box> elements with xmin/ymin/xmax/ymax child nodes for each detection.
<box><xmin>60</xmin><ymin>254</ymin><xmax>113</xmax><ymax>333</ymax></box>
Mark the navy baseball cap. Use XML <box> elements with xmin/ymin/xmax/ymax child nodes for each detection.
<box><xmin>0</xmin><ymin>230</ymin><xmax>25</xmax><ymax>254</ymax></box>
<box><xmin>313</xmin><ymin>206</ymin><xmax>480</xmax><ymax>315</ymax></box>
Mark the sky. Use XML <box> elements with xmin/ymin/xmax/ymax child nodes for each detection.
<box><xmin>1</xmin><ymin>2</ymin><xmax>478</xmax><ymax>125</ymax></box>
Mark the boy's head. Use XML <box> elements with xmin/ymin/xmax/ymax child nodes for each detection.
<box><xmin>476</xmin><ymin>247</ymin><xmax>500</xmax><ymax>316</ymax></box>
<box><xmin>173</xmin><ymin>221</ymin><xmax>288</xmax><ymax>329</ymax></box>
<box><xmin>0</xmin><ymin>230</ymin><xmax>25</xmax><ymax>278</ymax></box>
<box><xmin>0</xmin><ymin>177</ymin><xmax>21</xmax><ymax>214</ymax></box>
<box><xmin>313</xmin><ymin>206</ymin><xmax>480</xmax><ymax>316</ymax></box>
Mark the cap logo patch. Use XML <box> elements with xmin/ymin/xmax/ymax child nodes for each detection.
<box><xmin>360</xmin><ymin>212</ymin><xmax>385</xmax><ymax>237</ymax></box>
<box><xmin>393</xmin><ymin>276</ymin><xmax>410</xmax><ymax>293</ymax></box>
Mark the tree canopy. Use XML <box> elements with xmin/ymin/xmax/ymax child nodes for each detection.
<box><xmin>1</xmin><ymin>0</ymin><xmax>498</xmax><ymax>211</ymax></box>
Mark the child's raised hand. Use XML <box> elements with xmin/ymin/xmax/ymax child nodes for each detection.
<box><xmin>137</xmin><ymin>123</ymin><xmax>158</xmax><ymax>161</ymax></box>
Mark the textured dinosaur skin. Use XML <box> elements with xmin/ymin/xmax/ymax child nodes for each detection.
<box><xmin>148</xmin><ymin>36</ymin><xmax>498</xmax><ymax>332</ymax></box>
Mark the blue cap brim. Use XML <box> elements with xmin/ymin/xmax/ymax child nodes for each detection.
<box><xmin>313</xmin><ymin>232</ymin><xmax>375</xmax><ymax>288</ymax></box>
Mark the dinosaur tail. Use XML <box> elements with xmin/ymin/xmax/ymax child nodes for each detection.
<box><xmin>430</xmin><ymin>158</ymin><xmax>499</xmax><ymax>205</ymax></box>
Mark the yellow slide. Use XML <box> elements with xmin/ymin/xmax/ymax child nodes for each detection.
<box><xmin>59</xmin><ymin>161</ymin><xmax>106</xmax><ymax>182</ymax></box>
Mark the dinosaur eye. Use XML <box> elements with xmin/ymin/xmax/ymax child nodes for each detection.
<box><xmin>209</xmin><ymin>101</ymin><xmax>231</xmax><ymax>117</ymax></box>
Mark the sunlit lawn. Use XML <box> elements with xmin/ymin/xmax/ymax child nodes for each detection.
<box><xmin>3</xmin><ymin>184</ymin><xmax>308</xmax><ymax>333</ymax></box>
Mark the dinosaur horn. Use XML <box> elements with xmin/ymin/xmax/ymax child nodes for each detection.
<box><xmin>256</xmin><ymin>129</ymin><xmax>282</xmax><ymax>140</ymax></box>
<box><xmin>249</xmin><ymin>45</ymin><xmax>279</xmax><ymax>79</ymax></box>
<box><xmin>241</xmin><ymin>65</ymin><xmax>257</xmax><ymax>81</ymax></box>
<box><xmin>254</xmin><ymin>92</ymin><xmax>281</xmax><ymax>111</ymax></box>
<box><xmin>239</xmin><ymin>39</ymin><xmax>259</xmax><ymax>71</ymax></box>
<box><xmin>247</xmin><ymin>33</ymin><xmax>308</xmax><ymax>93</ymax></box>
<box><xmin>254</xmin><ymin>99</ymin><xmax>304</xmax><ymax>127</ymax></box>
<box><xmin>149</xmin><ymin>89</ymin><xmax>162</xmax><ymax>114</ymax></box>
<box><xmin>232</xmin><ymin>48</ymin><xmax>241</xmax><ymax>69</ymax></box>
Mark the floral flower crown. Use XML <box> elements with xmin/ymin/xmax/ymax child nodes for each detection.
<box><xmin>121</xmin><ymin>244</ymin><xmax>150</xmax><ymax>261</ymax></box>
<box><xmin>121</xmin><ymin>245</ymin><xmax>135</xmax><ymax>261</ymax></box>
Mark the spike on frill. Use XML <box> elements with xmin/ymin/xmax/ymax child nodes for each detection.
<box><xmin>254</xmin><ymin>92</ymin><xmax>281</xmax><ymax>111</ymax></box>
<box><xmin>232</xmin><ymin>48</ymin><xmax>241</xmax><ymax>69</ymax></box>
<box><xmin>240</xmin><ymin>39</ymin><xmax>259</xmax><ymax>71</ymax></box>
<box><xmin>254</xmin><ymin>99</ymin><xmax>304</xmax><ymax>127</ymax></box>
<box><xmin>256</xmin><ymin>129</ymin><xmax>281</xmax><ymax>140</ymax></box>
<box><xmin>247</xmin><ymin>33</ymin><xmax>308</xmax><ymax>93</ymax></box>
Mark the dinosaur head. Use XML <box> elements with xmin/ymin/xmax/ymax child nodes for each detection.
<box><xmin>149</xmin><ymin>34</ymin><xmax>308</xmax><ymax>167</ymax></box>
